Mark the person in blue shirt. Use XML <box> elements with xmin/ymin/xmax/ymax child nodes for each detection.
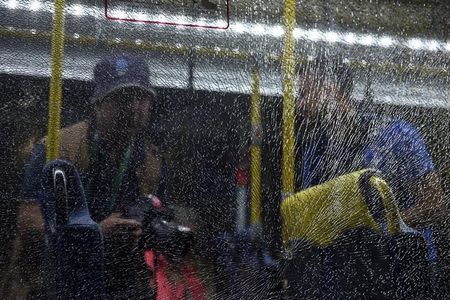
<box><xmin>294</xmin><ymin>56</ymin><xmax>450</xmax><ymax>289</ymax></box>
<box><xmin>15</xmin><ymin>54</ymin><xmax>163</xmax><ymax>299</ymax></box>
<box><xmin>295</xmin><ymin>56</ymin><xmax>448</xmax><ymax>231</ymax></box>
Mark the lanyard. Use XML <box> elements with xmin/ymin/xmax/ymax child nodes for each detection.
<box><xmin>88</xmin><ymin>132</ymin><xmax>134</xmax><ymax>213</ymax></box>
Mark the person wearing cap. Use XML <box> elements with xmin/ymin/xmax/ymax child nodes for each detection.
<box><xmin>14</xmin><ymin>54</ymin><xmax>162</xmax><ymax>298</ymax></box>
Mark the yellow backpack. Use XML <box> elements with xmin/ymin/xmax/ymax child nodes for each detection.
<box><xmin>281</xmin><ymin>169</ymin><xmax>401</xmax><ymax>248</ymax></box>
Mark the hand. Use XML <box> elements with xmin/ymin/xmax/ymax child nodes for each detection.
<box><xmin>99</xmin><ymin>213</ymin><xmax>142</xmax><ymax>239</ymax></box>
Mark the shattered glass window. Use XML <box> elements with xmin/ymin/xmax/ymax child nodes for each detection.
<box><xmin>0</xmin><ymin>0</ymin><xmax>449</xmax><ymax>298</ymax></box>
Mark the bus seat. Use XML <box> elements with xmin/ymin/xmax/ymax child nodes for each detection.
<box><xmin>40</xmin><ymin>160</ymin><xmax>106</xmax><ymax>299</ymax></box>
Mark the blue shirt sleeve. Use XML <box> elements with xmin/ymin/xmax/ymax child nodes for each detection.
<box><xmin>300</xmin><ymin>133</ymin><xmax>328</xmax><ymax>189</ymax></box>
<box><xmin>21</xmin><ymin>143</ymin><xmax>46</xmax><ymax>200</ymax></box>
<box><xmin>364</xmin><ymin>120</ymin><xmax>434</xmax><ymax>187</ymax></box>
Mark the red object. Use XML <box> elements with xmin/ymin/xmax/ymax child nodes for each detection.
<box><xmin>235</xmin><ymin>148</ymin><xmax>250</xmax><ymax>186</ymax></box>
<box><xmin>144</xmin><ymin>251</ymin><xmax>207</xmax><ymax>300</ymax></box>
<box><xmin>235</xmin><ymin>168</ymin><xmax>249</xmax><ymax>187</ymax></box>
<box><xmin>151</xmin><ymin>195</ymin><xmax>163</xmax><ymax>209</ymax></box>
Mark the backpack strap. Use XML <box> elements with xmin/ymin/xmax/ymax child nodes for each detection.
<box><xmin>136</xmin><ymin>144</ymin><xmax>162</xmax><ymax>196</ymax></box>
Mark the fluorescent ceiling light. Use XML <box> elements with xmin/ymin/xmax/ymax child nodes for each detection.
<box><xmin>343</xmin><ymin>33</ymin><xmax>356</xmax><ymax>44</ymax></box>
<box><xmin>445</xmin><ymin>42</ymin><xmax>450</xmax><ymax>52</ymax></box>
<box><xmin>212</xmin><ymin>20</ymin><xmax>227</xmax><ymax>28</ymax></box>
<box><xmin>306</xmin><ymin>29</ymin><xmax>321</xmax><ymax>41</ymax></box>
<box><xmin>231</xmin><ymin>22</ymin><xmax>245</xmax><ymax>33</ymax></box>
<box><xmin>360</xmin><ymin>34</ymin><xmax>374</xmax><ymax>46</ymax></box>
<box><xmin>293</xmin><ymin>28</ymin><xmax>306</xmax><ymax>39</ymax></box>
<box><xmin>7</xmin><ymin>0</ymin><xmax>17</xmax><ymax>9</ymax></box>
<box><xmin>426</xmin><ymin>40</ymin><xmax>439</xmax><ymax>51</ymax></box>
<box><xmin>270</xmin><ymin>25</ymin><xmax>284</xmax><ymax>37</ymax></box>
<box><xmin>252</xmin><ymin>24</ymin><xmax>265</xmax><ymax>35</ymax></box>
<box><xmin>379</xmin><ymin>36</ymin><xmax>393</xmax><ymax>48</ymax></box>
<box><xmin>324</xmin><ymin>31</ymin><xmax>338</xmax><ymax>43</ymax></box>
<box><xmin>29</xmin><ymin>0</ymin><xmax>41</xmax><ymax>11</ymax></box>
<box><xmin>133</xmin><ymin>11</ymin><xmax>147</xmax><ymax>20</ymax></box>
<box><xmin>407</xmin><ymin>38</ymin><xmax>423</xmax><ymax>50</ymax></box>
<box><xmin>70</xmin><ymin>4</ymin><xmax>83</xmax><ymax>16</ymax></box>
<box><xmin>0</xmin><ymin>0</ymin><xmax>448</xmax><ymax>53</ymax></box>
<box><xmin>114</xmin><ymin>10</ymin><xmax>127</xmax><ymax>19</ymax></box>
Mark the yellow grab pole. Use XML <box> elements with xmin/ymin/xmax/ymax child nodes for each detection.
<box><xmin>46</xmin><ymin>0</ymin><xmax>66</xmax><ymax>161</ymax></box>
<box><xmin>250</xmin><ymin>68</ymin><xmax>262</xmax><ymax>225</ymax></box>
<box><xmin>281</xmin><ymin>0</ymin><xmax>296</xmax><ymax>197</ymax></box>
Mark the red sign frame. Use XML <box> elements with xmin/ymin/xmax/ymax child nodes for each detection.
<box><xmin>104</xmin><ymin>0</ymin><xmax>230</xmax><ymax>29</ymax></box>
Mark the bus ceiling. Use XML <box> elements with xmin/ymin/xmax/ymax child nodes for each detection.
<box><xmin>0</xmin><ymin>0</ymin><xmax>448</xmax><ymax>107</ymax></box>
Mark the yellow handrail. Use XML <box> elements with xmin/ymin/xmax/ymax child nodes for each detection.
<box><xmin>250</xmin><ymin>68</ymin><xmax>262</xmax><ymax>225</ymax></box>
<box><xmin>281</xmin><ymin>0</ymin><xmax>296</xmax><ymax>197</ymax></box>
<box><xmin>46</xmin><ymin>0</ymin><xmax>66</xmax><ymax>161</ymax></box>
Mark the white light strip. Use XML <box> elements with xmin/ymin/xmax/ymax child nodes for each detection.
<box><xmin>445</xmin><ymin>43</ymin><xmax>450</xmax><ymax>52</ymax></box>
<box><xmin>343</xmin><ymin>32</ymin><xmax>356</xmax><ymax>44</ymax></box>
<box><xmin>1</xmin><ymin>0</ymin><xmax>449</xmax><ymax>53</ymax></box>
<box><xmin>7</xmin><ymin>0</ymin><xmax>17</xmax><ymax>9</ymax></box>
<box><xmin>379</xmin><ymin>36</ymin><xmax>393</xmax><ymax>48</ymax></box>
<box><xmin>360</xmin><ymin>34</ymin><xmax>374</xmax><ymax>46</ymax></box>
<box><xmin>29</xmin><ymin>0</ymin><xmax>41</xmax><ymax>11</ymax></box>
<box><xmin>408</xmin><ymin>38</ymin><xmax>422</xmax><ymax>50</ymax></box>
<box><xmin>324</xmin><ymin>31</ymin><xmax>338</xmax><ymax>43</ymax></box>
<box><xmin>271</xmin><ymin>25</ymin><xmax>284</xmax><ymax>37</ymax></box>
<box><xmin>227</xmin><ymin>22</ymin><xmax>449</xmax><ymax>52</ymax></box>
<box><xmin>67</xmin><ymin>3</ymin><xmax>98</xmax><ymax>17</ymax></box>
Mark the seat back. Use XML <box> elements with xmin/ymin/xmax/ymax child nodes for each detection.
<box><xmin>280</xmin><ymin>169</ymin><xmax>432</xmax><ymax>299</ymax></box>
<box><xmin>41</xmin><ymin>160</ymin><xmax>106</xmax><ymax>299</ymax></box>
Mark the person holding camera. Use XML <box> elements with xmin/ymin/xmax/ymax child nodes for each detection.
<box><xmin>16</xmin><ymin>54</ymin><xmax>164</xmax><ymax>299</ymax></box>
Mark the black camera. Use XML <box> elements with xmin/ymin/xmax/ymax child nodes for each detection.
<box><xmin>138</xmin><ymin>196</ymin><xmax>194</xmax><ymax>261</ymax></box>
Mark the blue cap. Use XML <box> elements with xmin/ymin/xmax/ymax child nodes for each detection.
<box><xmin>92</xmin><ymin>54</ymin><xmax>156</xmax><ymax>104</ymax></box>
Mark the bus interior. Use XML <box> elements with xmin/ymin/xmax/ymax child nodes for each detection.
<box><xmin>0</xmin><ymin>0</ymin><xmax>449</xmax><ymax>299</ymax></box>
